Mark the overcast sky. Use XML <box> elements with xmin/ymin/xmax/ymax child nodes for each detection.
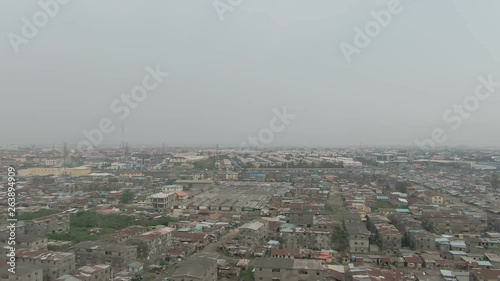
<box><xmin>1</xmin><ymin>0</ymin><xmax>499</xmax><ymax>148</ymax></box>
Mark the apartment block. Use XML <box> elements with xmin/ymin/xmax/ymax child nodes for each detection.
<box><xmin>171</xmin><ymin>254</ymin><xmax>218</xmax><ymax>281</ymax></box>
<box><xmin>239</xmin><ymin>221</ymin><xmax>266</xmax><ymax>246</ymax></box>
<box><xmin>102</xmin><ymin>226</ymin><xmax>147</xmax><ymax>244</ymax></box>
<box><xmin>280</xmin><ymin>227</ymin><xmax>332</xmax><ymax>250</ymax></box>
<box><xmin>16</xmin><ymin>249</ymin><xmax>76</xmax><ymax>281</ymax></box>
<box><xmin>345</xmin><ymin>222</ymin><xmax>370</xmax><ymax>253</ymax></box>
<box><xmin>0</xmin><ymin>232</ymin><xmax>48</xmax><ymax>250</ymax></box>
<box><xmin>73</xmin><ymin>241</ymin><xmax>137</xmax><ymax>267</ymax></box>
<box><xmin>252</xmin><ymin>257</ymin><xmax>325</xmax><ymax>281</ymax></box>
<box><xmin>127</xmin><ymin>227</ymin><xmax>175</xmax><ymax>260</ymax></box>
<box><xmin>423</xmin><ymin>214</ymin><xmax>485</xmax><ymax>235</ymax></box>
<box><xmin>367</xmin><ymin>214</ymin><xmax>402</xmax><ymax>254</ymax></box>
<box><xmin>287</xmin><ymin>210</ymin><xmax>314</xmax><ymax>227</ymax></box>
<box><xmin>22</xmin><ymin>212</ymin><xmax>70</xmax><ymax>236</ymax></box>
<box><xmin>408</xmin><ymin>230</ymin><xmax>438</xmax><ymax>252</ymax></box>
<box><xmin>0</xmin><ymin>265</ymin><xmax>43</xmax><ymax>281</ymax></box>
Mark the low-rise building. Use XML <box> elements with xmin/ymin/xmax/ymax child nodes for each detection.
<box><xmin>73</xmin><ymin>241</ymin><xmax>137</xmax><ymax>267</ymax></box>
<box><xmin>55</xmin><ymin>264</ymin><xmax>112</xmax><ymax>281</ymax></box>
<box><xmin>127</xmin><ymin>227</ymin><xmax>175</xmax><ymax>260</ymax></box>
<box><xmin>423</xmin><ymin>214</ymin><xmax>485</xmax><ymax>235</ymax></box>
<box><xmin>239</xmin><ymin>221</ymin><xmax>266</xmax><ymax>246</ymax></box>
<box><xmin>22</xmin><ymin>212</ymin><xmax>70</xmax><ymax>236</ymax></box>
<box><xmin>102</xmin><ymin>226</ymin><xmax>147</xmax><ymax>244</ymax></box>
<box><xmin>252</xmin><ymin>257</ymin><xmax>325</xmax><ymax>281</ymax></box>
<box><xmin>424</xmin><ymin>191</ymin><xmax>444</xmax><ymax>205</ymax></box>
<box><xmin>408</xmin><ymin>230</ymin><xmax>437</xmax><ymax>252</ymax></box>
<box><xmin>367</xmin><ymin>214</ymin><xmax>402</xmax><ymax>254</ymax></box>
<box><xmin>147</xmin><ymin>192</ymin><xmax>176</xmax><ymax>212</ymax></box>
<box><xmin>280</xmin><ymin>227</ymin><xmax>332</xmax><ymax>250</ymax></box>
<box><xmin>171</xmin><ymin>254</ymin><xmax>218</xmax><ymax>281</ymax></box>
<box><xmin>470</xmin><ymin>268</ymin><xmax>500</xmax><ymax>280</ymax></box>
<box><xmin>0</xmin><ymin>232</ymin><xmax>48</xmax><ymax>250</ymax></box>
<box><xmin>0</xmin><ymin>265</ymin><xmax>43</xmax><ymax>281</ymax></box>
<box><xmin>16</xmin><ymin>249</ymin><xmax>76</xmax><ymax>281</ymax></box>
<box><xmin>344</xmin><ymin>222</ymin><xmax>370</xmax><ymax>253</ymax></box>
<box><xmin>287</xmin><ymin>211</ymin><xmax>314</xmax><ymax>227</ymax></box>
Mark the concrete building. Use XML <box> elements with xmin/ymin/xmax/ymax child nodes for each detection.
<box><xmin>424</xmin><ymin>191</ymin><xmax>444</xmax><ymax>205</ymax></box>
<box><xmin>280</xmin><ymin>227</ymin><xmax>332</xmax><ymax>250</ymax></box>
<box><xmin>127</xmin><ymin>227</ymin><xmax>175</xmax><ymax>260</ymax></box>
<box><xmin>408</xmin><ymin>230</ymin><xmax>437</xmax><ymax>252</ymax></box>
<box><xmin>147</xmin><ymin>192</ymin><xmax>176</xmax><ymax>212</ymax></box>
<box><xmin>225</xmin><ymin>172</ymin><xmax>239</xmax><ymax>181</ymax></box>
<box><xmin>367</xmin><ymin>214</ymin><xmax>403</xmax><ymax>254</ymax></box>
<box><xmin>0</xmin><ymin>232</ymin><xmax>48</xmax><ymax>250</ymax></box>
<box><xmin>73</xmin><ymin>241</ymin><xmax>137</xmax><ymax>267</ymax></box>
<box><xmin>467</xmin><ymin>238</ymin><xmax>500</xmax><ymax>254</ymax></box>
<box><xmin>469</xmin><ymin>268</ymin><xmax>500</xmax><ymax>280</ymax></box>
<box><xmin>171</xmin><ymin>254</ymin><xmax>218</xmax><ymax>281</ymax></box>
<box><xmin>252</xmin><ymin>257</ymin><xmax>325</xmax><ymax>281</ymax></box>
<box><xmin>287</xmin><ymin>210</ymin><xmax>314</xmax><ymax>227</ymax></box>
<box><xmin>345</xmin><ymin>222</ymin><xmax>370</xmax><ymax>253</ymax></box>
<box><xmin>22</xmin><ymin>212</ymin><xmax>70</xmax><ymax>236</ymax></box>
<box><xmin>55</xmin><ymin>264</ymin><xmax>112</xmax><ymax>281</ymax></box>
<box><xmin>423</xmin><ymin>215</ymin><xmax>485</xmax><ymax>235</ymax></box>
<box><xmin>0</xmin><ymin>265</ymin><xmax>43</xmax><ymax>281</ymax></box>
<box><xmin>239</xmin><ymin>221</ymin><xmax>266</xmax><ymax>246</ymax></box>
<box><xmin>375</xmin><ymin>224</ymin><xmax>402</xmax><ymax>253</ymax></box>
<box><xmin>16</xmin><ymin>249</ymin><xmax>76</xmax><ymax>281</ymax></box>
<box><xmin>18</xmin><ymin>167</ymin><xmax>91</xmax><ymax>177</ymax></box>
<box><xmin>102</xmin><ymin>226</ymin><xmax>148</xmax><ymax>244</ymax></box>
<box><xmin>343</xmin><ymin>211</ymin><xmax>363</xmax><ymax>224</ymax></box>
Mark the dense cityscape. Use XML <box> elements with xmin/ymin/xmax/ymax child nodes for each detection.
<box><xmin>1</xmin><ymin>145</ymin><xmax>500</xmax><ymax>281</ymax></box>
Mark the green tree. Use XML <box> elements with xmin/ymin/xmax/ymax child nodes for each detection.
<box><xmin>120</xmin><ymin>189</ymin><xmax>134</xmax><ymax>204</ymax></box>
<box><xmin>241</xmin><ymin>267</ymin><xmax>254</xmax><ymax>281</ymax></box>
<box><xmin>395</xmin><ymin>181</ymin><xmax>410</xmax><ymax>193</ymax></box>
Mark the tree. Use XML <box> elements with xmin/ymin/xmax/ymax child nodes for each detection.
<box><xmin>492</xmin><ymin>173</ymin><xmax>499</xmax><ymax>190</ymax></box>
<box><xmin>183</xmin><ymin>184</ymin><xmax>193</xmax><ymax>191</ymax></box>
<box><xmin>120</xmin><ymin>189</ymin><xmax>134</xmax><ymax>204</ymax></box>
<box><xmin>395</xmin><ymin>181</ymin><xmax>410</xmax><ymax>193</ymax></box>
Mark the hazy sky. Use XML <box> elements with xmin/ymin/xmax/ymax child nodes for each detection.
<box><xmin>1</xmin><ymin>1</ymin><xmax>499</xmax><ymax>148</ymax></box>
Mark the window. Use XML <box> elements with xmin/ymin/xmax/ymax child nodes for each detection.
<box><xmin>272</xmin><ymin>269</ymin><xmax>280</xmax><ymax>272</ymax></box>
<box><xmin>299</xmin><ymin>270</ymin><xmax>308</xmax><ymax>274</ymax></box>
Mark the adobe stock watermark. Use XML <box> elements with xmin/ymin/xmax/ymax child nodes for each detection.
<box><xmin>77</xmin><ymin>65</ymin><xmax>169</xmax><ymax>153</ymax></box>
<box><xmin>415</xmin><ymin>74</ymin><xmax>499</xmax><ymax>149</ymax></box>
<box><xmin>240</xmin><ymin>106</ymin><xmax>296</xmax><ymax>148</ymax></box>
<box><xmin>339</xmin><ymin>0</ymin><xmax>412</xmax><ymax>63</ymax></box>
<box><xmin>213</xmin><ymin>0</ymin><xmax>243</xmax><ymax>21</ymax></box>
<box><xmin>7</xmin><ymin>0</ymin><xmax>70</xmax><ymax>54</ymax></box>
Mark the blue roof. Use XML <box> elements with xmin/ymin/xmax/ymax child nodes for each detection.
<box><xmin>396</xmin><ymin>209</ymin><xmax>410</xmax><ymax>213</ymax></box>
<box><xmin>377</xmin><ymin>196</ymin><xmax>389</xmax><ymax>200</ymax></box>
